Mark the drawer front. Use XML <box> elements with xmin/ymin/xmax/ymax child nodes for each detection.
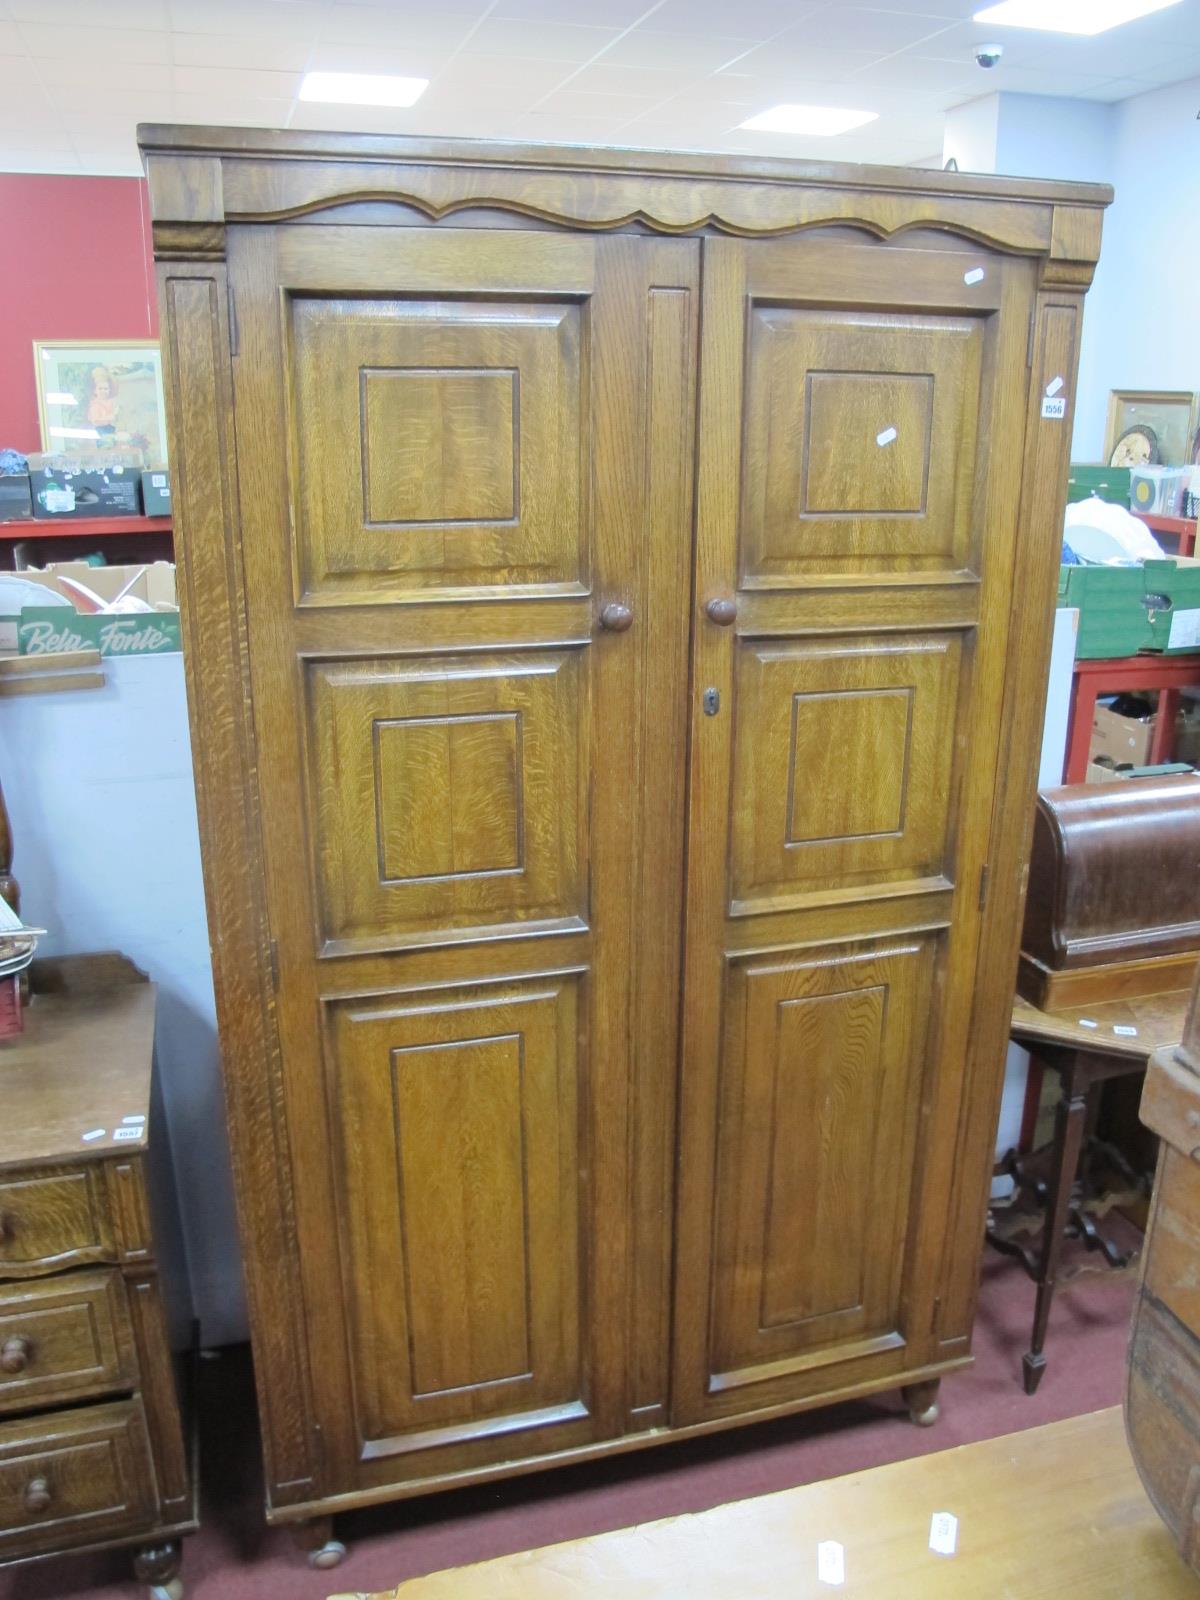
<box><xmin>0</xmin><ymin>1398</ymin><xmax>157</xmax><ymax>1558</ymax></box>
<box><xmin>0</xmin><ymin>1167</ymin><xmax>114</xmax><ymax>1279</ymax></box>
<box><xmin>0</xmin><ymin>1269</ymin><xmax>136</xmax><ymax>1414</ymax></box>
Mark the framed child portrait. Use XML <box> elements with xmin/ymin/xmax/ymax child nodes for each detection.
<box><xmin>33</xmin><ymin>340</ymin><xmax>168</xmax><ymax>466</ymax></box>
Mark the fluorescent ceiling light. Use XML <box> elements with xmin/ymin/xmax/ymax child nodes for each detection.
<box><xmin>298</xmin><ymin>71</ymin><xmax>428</xmax><ymax>107</ymax></box>
<box><xmin>973</xmin><ymin>0</ymin><xmax>1182</xmax><ymax>34</ymax></box>
<box><xmin>739</xmin><ymin>104</ymin><xmax>878</xmax><ymax>136</ymax></box>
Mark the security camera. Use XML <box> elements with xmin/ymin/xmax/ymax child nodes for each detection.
<box><xmin>975</xmin><ymin>42</ymin><xmax>1004</xmax><ymax>68</ymax></box>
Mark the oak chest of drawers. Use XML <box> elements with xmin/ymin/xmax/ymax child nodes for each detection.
<box><xmin>0</xmin><ymin>956</ymin><xmax>195</xmax><ymax>1598</ymax></box>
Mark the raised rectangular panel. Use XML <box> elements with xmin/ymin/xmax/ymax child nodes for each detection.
<box><xmin>362</xmin><ymin>368</ymin><xmax>517</xmax><ymax>526</ymax></box>
<box><xmin>306</xmin><ymin>651</ymin><xmax>583</xmax><ymax>951</ymax></box>
<box><xmin>731</xmin><ymin>634</ymin><xmax>961</xmax><ymax>911</ymax></box>
<box><xmin>290</xmin><ymin>297</ymin><xmax>584</xmax><ymax>602</ymax></box>
<box><xmin>710</xmin><ymin>938</ymin><xmax>934</xmax><ymax>1385</ymax></box>
<box><xmin>740</xmin><ymin>306</ymin><xmax>983</xmax><ymax>580</ymax></box>
<box><xmin>326</xmin><ymin>976</ymin><xmax>582</xmax><ymax>1448</ymax></box>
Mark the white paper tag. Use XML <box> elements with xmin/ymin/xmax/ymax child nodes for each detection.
<box><xmin>1079</xmin><ymin>1018</ymin><xmax>1099</xmax><ymax>1029</ymax></box>
<box><xmin>1113</xmin><ymin>1024</ymin><xmax>1138</xmax><ymax>1037</ymax></box>
<box><xmin>44</xmin><ymin>487</ymin><xmax>75</xmax><ymax>512</ymax></box>
<box><xmin>113</xmin><ymin>1126</ymin><xmax>142</xmax><ymax>1142</ymax></box>
<box><xmin>122</xmin><ymin>1114</ymin><xmax>146</xmax><ymax>1125</ymax></box>
<box><xmin>1168</xmin><ymin>608</ymin><xmax>1200</xmax><ymax>650</ymax></box>
<box><xmin>817</xmin><ymin>1541</ymin><xmax>845</xmax><ymax>1586</ymax></box>
<box><xmin>1046</xmin><ymin>375</ymin><xmax>1064</xmax><ymax>397</ymax></box>
<box><xmin>964</xmin><ymin>266</ymin><xmax>985</xmax><ymax>285</ymax></box>
<box><xmin>81</xmin><ymin>1128</ymin><xmax>106</xmax><ymax>1142</ymax></box>
<box><xmin>151</xmin><ymin>473</ymin><xmax>166</xmax><ymax>487</ymax></box>
<box><xmin>929</xmin><ymin>1511</ymin><xmax>958</xmax><ymax>1555</ymax></box>
<box><xmin>876</xmin><ymin>426</ymin><xmax>898</xmax><ymax>447</ymax></box>
<box><xmin>1041</xmin><ymin>396</ymin><xmax>1067</xmax><ymax>420</ymax></box>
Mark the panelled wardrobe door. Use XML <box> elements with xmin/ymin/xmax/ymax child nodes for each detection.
<box><xmin>226</xmin><ymin>225</ymin><xmax>698</xmax><ymax>1491</ymax></box>
<box><xmin>673</xmin><ymin>232</ymin><xmax>1038</xmax><ymax>1425</ymax></box>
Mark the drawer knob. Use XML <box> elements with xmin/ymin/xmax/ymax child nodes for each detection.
<box><xmin>24</xmin><ymin>1475</ymin><xmax>52</xmax><ymax>1515</ymax></box>
<box><xmin>705</xmin><ymin>597</ymin><xmax>737</xmax><ymax>627</ymax></box>
<box><xmin>1</xmin><ymin>1335</ymin><xmax>32</xmax><ymax>1373</ymax></box>
<box><xmin>598</xmin><ymin>602</ymin><xmax>633</xmax><ymax>633</ymax></box>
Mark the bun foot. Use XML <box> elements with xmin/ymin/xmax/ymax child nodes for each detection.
<box><xmin>902</xmin><ymin>1378</ymin><xmax>941</xmax><ymax>1427</ymax></box>
<box><xmin>134</xmin><ymin>1540</ymin><xmax>182</xmax><ymax>1596</ymax></box>
<box><xmin>292</xmin><ymin>1515</ymin><xmax>347</xmax><ymax>1569</ymax></box>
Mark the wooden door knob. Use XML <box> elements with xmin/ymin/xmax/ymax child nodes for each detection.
<box><xmin>23</xmin><ymin>1476</ymin><xmax>52</xmax><ymax>1515</ymax></box>
<box><xmin>705</xmin><ymin>597</ymin><xmax>737</xmax><ymax>626</ymax></box>
<box><xmin>1</xmin><ymin>1335</ymin><xmax>32</xmax><ymax>1373</ymax></box>
<box><xmin>599</xmin><ymin>602</ymin><xmax>633</xmax><ymax>633</ymax></box>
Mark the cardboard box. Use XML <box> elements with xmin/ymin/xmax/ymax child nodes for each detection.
<box><xmin>140</xmin><ymin>469</ymin><xmax>171</xmax><ymax>516</ymax></box>
<box><xmin>0</xmin><ymin>474</ymin><xmax>32</xmax><ymax>521</ymax></box>
<box><xmin>18</xmin><ymin>607</ymin><xmax>179</xmax><ymax>657</ymax></box>
<box><xmin>1091</xmin><ymin>700</ymin><xmax>1156</xmax><ymax>767</ymax></box>
<box><xmin>29</xmin><ymin>465</ymin><xmax>140</xmax><ymax>520</ymax></box>
<box><xmin>15</xmin><ymin>561</ymin><xmax>176</xmax><ymax>610</ymax></box>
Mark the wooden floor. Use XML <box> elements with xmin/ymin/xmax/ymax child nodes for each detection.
<box><xmin>346</xmin><ymin>1409</ymin><xmax>1198</xmax><ymax>1599</ymax></box>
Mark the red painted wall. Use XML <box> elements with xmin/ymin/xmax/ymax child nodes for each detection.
<box><xmin>0</xmin><ymin>174</ymin><xmax>156</xmax><ymax>455</ymax></box>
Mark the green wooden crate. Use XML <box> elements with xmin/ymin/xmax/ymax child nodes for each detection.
<box><xmin>1058</xmin><ymin>559</ymin><xmax>1200</xmax><ymax>658</ymax></box>
<box><xmin>1066</xmin><ymin>465</ymin><xmax>1132</xmax><ymax>506</ymax></box>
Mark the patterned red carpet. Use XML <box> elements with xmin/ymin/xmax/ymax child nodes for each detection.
<box><xmin>1</xmin><ymin>1243</ymin><xmax>1138</xmax><ymax>1599</ymax></box>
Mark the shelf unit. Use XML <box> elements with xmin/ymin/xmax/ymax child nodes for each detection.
<box><xmin>0</xmin><ymin>516</ymin><xmax>173</xmax><ymax>571</ymax></box>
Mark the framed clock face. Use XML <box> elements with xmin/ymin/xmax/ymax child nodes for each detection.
<box><xmin>1106</xmin><ymin>390</ymin><xmax>1199</xmax><ymax>467</ymax></box>
<box><xmin>1109</xmin><ymin>424</ymin><xmax>1160</xmax><ymax>468</ymax></box>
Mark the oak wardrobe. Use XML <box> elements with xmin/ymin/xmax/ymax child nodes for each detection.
<box><xmin>141</xmin><ymin>124</ymin><xmax>1108</xmax><ymax>1560</ymax></box>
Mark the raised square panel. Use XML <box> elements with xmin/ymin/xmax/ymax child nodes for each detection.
<box><xmin>306</xmin><ymin>652</ymin><xmax>583</xmax><ymax>952</ymax></box>
<box><xmin>362</xmin><ymin>368</ymin><xmax>517</xmax><ymax>526</ymax></box>
<box><xmin>740</xmin><ymin>306</ymin><xmax>983</xmax><ymax>581</ymax></box>
<box><xmin>326</xmin><ymin>975</ymin><xmax>583</xmax><ymax>1445</ymax></box>
<box><xmin>787</xmin><ymin>688</ymin><xmax>912</xmax><ymax>845</ymax></box>
<box><xmin>290</xmin><ymin>297</ymin><xmax>584</xmax><ymax>602</ymax></box>
<box><xmin>803</xmin><ymin>373</ymin><xmax>932</xmax><ymax>516</ymax></box>
<box><xmin>731</xmin><ymin>633</ymin><xmax>961</xmax><ymax>911</ymax></box>
<box><xmin>710</xmin><ymin>938</ymin><xmax>934</xmax><ymax>1381</ymax></box>
<box><xmin>374</xmin><ymin>713</ymin><xmax>522</xmax><ymax>883</ymax></box>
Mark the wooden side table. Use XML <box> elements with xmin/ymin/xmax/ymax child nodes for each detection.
<box><xmin>989</xmin><ymin>988</ymin><xmax>1190</xmax><ymax>1395</ymax></box>
<box><xmin>0</xmin><ymin>954</ymin><xmax>196</xmax><ymax>1597</ymax></box>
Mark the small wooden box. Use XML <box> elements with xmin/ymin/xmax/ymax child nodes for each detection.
<box><xmin>1018</xmin><ymin>772</ymin><xmax>1200</xmax><ymax>1009</ymax></box>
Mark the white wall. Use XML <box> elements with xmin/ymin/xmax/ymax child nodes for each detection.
<box><xmin>1073</xmin><ymin>76</ymin><xmax>1200</xmax><ymax>460</ymax></box>
<box><xmin>0</xmin><ymin>657</ymin><xmax>247</xmax><ymax>1344</ymax></box>
<box><xmin>945</xmin><ymin>80</ymin><xmax>1200</xmax><ymax>462</ymax></box>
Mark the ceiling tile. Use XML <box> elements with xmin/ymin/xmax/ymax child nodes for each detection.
<box><xmin>172</xmin><ymin>31</ymin><xmax>314</xmax><ymax>71</ymax></box>
<box><xmin>169</xmin><ymin>91</ymin><xmax>295</xmax><ymax>126</ymax></box>
<box><xmin>427</xmin><ymin>54</ymin><xmax>577</xmax><ymax>102</ymax></box>
<box><xmin>172</xmin><ymin>65</ymin><xmax>303</xmax><ymax>99</ymax></box>
<box><xmin>567</xmin><ymin>62</ymin><xmax>714</xmax><ymax>98</ymax></box>
<box><xmin>850</xmin><ymin>52</ymin><xmax>982</xmax><ymax>92</ymax></box>
<box><xmin>287</xmin><ymin>101</ymin><xmax>440</xmax><ymax>133</ymax></box>
<box><xmin>492</xmin><ymin>0</ymin><xmax>657</xmax><ymax>23</ymax></box>
<box><xmin>28</xmin><ymin>58</ymin><xmax>174</xmax><ymax>94</ymax></box>
<box><xmin>649</xmin><ymin>0</ymin><xmax>824</xmax><ymax>39</ymax></box>
<box><xmin>317</xmin><ymin>5</ymin><xmax>482</xmax><ymax>52</ymax></box>
<box><xmin>0</xmin><ymin>151</ymin><xmax>84</xmax><ymax>172</ymax></box>
<box><xmin>302</xmin><ymin>41</ymin><xmax>451</xmax><ymax>76</ymax></box>
<box><xmin>453</xmin><ymin>17</ymin><xmax>622</xmax><ymax>63</ymax></box>
<box><xmin>167</xmin><ymin>0</ymin><xmax>323</xmax><ymax>37</ymax></box>
<box><xmin>533</xmin><ymin>87</ymin><xmax>665</xmax><ymax>119</ymax></box>
<box><xmin>776</xmin><ymin>7</ymin><xmax>957</xmax><ymax>54</ymax></box>
<box><xmin>8</xmin><ymin>0</ymin><xmax>169</xmax><ymax>25</ymax></box>
<box><xmin>16</xmin><ymin>22</ymin><xmax>171</xmax><ymax>63</ymax></box>
<box><xmin>592</xmin><ymin>29</ymin><xmax>758</xmax><ymax>72</ymax></box>
<box><xmin>711</xmin><ymin>44</ymin><xmax>884</xmax><ymax>90</ymax></box>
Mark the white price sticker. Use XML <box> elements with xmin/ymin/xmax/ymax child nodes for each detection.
<box><xmin>1045</xmin><ymin>375</ymin><xmax>1064</xmax><ymax>397</ymax></box>
<box><xmin>929</xmin><ymin>1511</ymin><xmax>958</xmax><ymax>1555</ymax></box>
<box><xmin>81</xmin><ymin>1128</ymin><xmax>106</xmax><ymax>1143</ymax></box>
<box><xmin>121</xmin><ymin>1114</ymin><xmax>146</xmax><ymax>1125</ymax></box>
<box><xmin>1168</xmin><ymin>608</ymin><xmax>1200</xmax><ymax>651</ymax></box>
<box><xmin>964</xmin><ymin>267</ymin><xmax>985</xmax><ymax>285</ymax></box>
<box><xmin>876</xmin><ymin>426</ymin><xmax>898</xmax><ymax>447</ymax></box>
<box><xmin>1079</xmin><ymin>1018</ymin><xmax>1099</xmax><ymax>1029</ymax></box>
<box><xmin>113</xmin><ymin>1126</ymin><xmax>142</xmax><ymax>1142</ymax></box>
<box><xmin>817</xmin><ymin>1540</ymin><xmax>846</xmax><ymax>1586</ymax></box>
<box><xmin>1113</xmin><ymin>1024</ymin><xmax>1138</xmax><ymax>1037</ymax></box>
<box><xmin>1042</xmin><ymin>396</ymin><xmax>1067</xmax><ymax>420</ymax></box>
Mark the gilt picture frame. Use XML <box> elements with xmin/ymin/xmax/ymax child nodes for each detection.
<box><xmin>1105</xmin><ymin>390</ymin><xmax>1199</xmax><ymax>468</ymax></box>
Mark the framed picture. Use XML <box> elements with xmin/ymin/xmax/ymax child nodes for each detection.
<box><xmin>33</xmin><ymin>340</ymin><xmax>168</xmax><ymax>466</ymax></box>
<box><xmin>1105</xmin><ymin>390</ymin><xmax>1199</xmax><ymax>468</ymax></box>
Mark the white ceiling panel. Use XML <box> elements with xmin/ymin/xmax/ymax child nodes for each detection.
<box><xmin>0</xmin><ymin>0</ymin><xmax>1196</xmax><ymax>176</ymax></box>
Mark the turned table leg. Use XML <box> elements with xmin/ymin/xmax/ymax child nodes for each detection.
<box><xmin>292</xmin><ymin>1514</ymin><xmax>347</xmax><ymax>1569</ymax></box>
<box><xmin>902</xmin><ymin>1378</ymin><xmax>941</xmax><ymax>1427</ymax></box>
<box><xmin>133</xmin><ymin>1539</ymin><xmax>183</xmax><ymax>1598</ymax></box>
<box><xmin>1023</xmin><ymin>1053</ymin><xmax>1090</xmax><ymax>1395</ymax></box>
